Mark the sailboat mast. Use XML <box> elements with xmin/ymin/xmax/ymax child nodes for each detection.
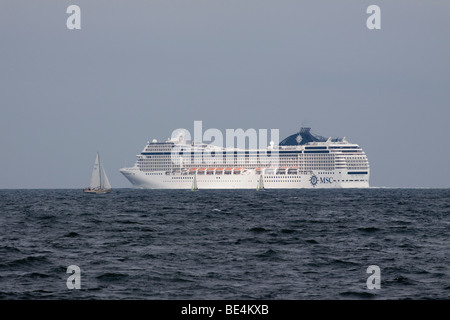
<box><xmin>98</xmin><ymin>152</ymin><xmax>102</xmax><ymax>189</ymax></box>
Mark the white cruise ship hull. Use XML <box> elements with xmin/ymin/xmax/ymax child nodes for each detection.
<box><xmin>120</xmin><ymin>167</ymin><xmax>369</xmax><ymax>189</ymax></box>
<box><xmin>120</xmin><ymin>127</ymin><xmax>370</xmax><ymax>189</ymax></box>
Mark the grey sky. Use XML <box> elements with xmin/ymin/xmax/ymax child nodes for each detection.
<box><xmin>0</xmin><ymin>0</ymin><xmax>449</xmax><ymax>188</ymax></box>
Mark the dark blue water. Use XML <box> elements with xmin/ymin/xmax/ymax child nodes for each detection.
<box><xmin>0</xmin><ymin>188</ymin><xmax>449</xmax><ymax>300</ymax></box>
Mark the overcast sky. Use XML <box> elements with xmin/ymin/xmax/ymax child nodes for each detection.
<box><xmin>1</xmin><ymin>0</ymin><xmax>449</xmax><ymax>188</ymax></box>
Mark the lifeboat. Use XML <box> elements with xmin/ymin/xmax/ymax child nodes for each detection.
<box><xmin>255</xmin><ymin>167</ymin><xmax>264</xmax><ymax>175</ymax></box>
<box><xmin>233</xmin><ymin>167</ymin><xmax>242</xmax><ymax>174</ymax></box>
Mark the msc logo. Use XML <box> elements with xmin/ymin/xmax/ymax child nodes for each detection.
<box><xmin>309</xmin><ymin>175</ymin><xmax>334</xmax><ymax>186</ymax></box>
<box><xmin>309</xmin><ymin>175</ymin><xmax>318</xmax><ymax>186</ymax></box>
<box><xmin>320</xmin><ymin>177</ymin><xmax>334</xmax><ymax>184</ymax></box>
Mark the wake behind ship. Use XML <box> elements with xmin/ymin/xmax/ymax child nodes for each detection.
<box><xmin>120</xmin><ymin>127</ymin><xmax>370</xmax><ymax>189</ymax></box>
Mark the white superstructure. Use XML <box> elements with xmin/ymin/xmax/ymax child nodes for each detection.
<box><xmin>120</xmin><ymin>127</ymin><xmax>370</xmax><ymax>189</ymax></box>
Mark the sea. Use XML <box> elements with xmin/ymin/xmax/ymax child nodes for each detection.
<box><xmin>0</xmin><ymin>188</ymin><xmax>449</xmax><ymax>301</ymax></box>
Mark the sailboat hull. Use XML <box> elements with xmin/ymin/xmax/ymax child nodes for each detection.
<box><xmin>83</xmin><ymin>188</ymin><xmax>112</xmax><ymax>194</ymax></box>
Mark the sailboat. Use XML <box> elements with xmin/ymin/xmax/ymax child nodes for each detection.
<box><xmin>256</xmin><ymin>174</ymin><xmax>265</xmax><ymax>191</ymax></box>
<box><xmin>191</xmin><ymin>173</ymin><xmax>198</xmax><ymax>191</ymax></box>
<box><xmin>83</xmin><ymin>152</ymin><xmax>112</xmax><ymax>194</ymax></box>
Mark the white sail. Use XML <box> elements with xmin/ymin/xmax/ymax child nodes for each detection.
<box><xmin>84</xmin><ymin>152</ymin><xmax>112</xmax><ymax>193</ymax></box>
<box><xmin>89</xmin><ymin>153</ymin><xmax>101</xmax><ymax>189</ymax></box>
<box><xmin>101</xmin><ymin>166</ymin><xmax>111</xmax><ymax>189</ymax></box>
<box><xmin>191</xmin><ymin>174</ymin><xmax>198</xmax><ymax>191</ymax></box>
<box><xmin>257</xmin><ymin>175</ymin><xmax>264</xmax><ymax>191</ymax></box>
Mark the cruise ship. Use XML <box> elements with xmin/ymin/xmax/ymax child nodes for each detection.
<box><xmin>120</xmin><ymin>127</ymin><xmax>370</xmax><ymax>189</ymax></box>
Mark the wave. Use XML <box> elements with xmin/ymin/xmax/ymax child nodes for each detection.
<box><xmin>357</xmin><ymin>227</ymin><xmax>380</xmax><ymax>233</ymax></box>
<box><xmin>247</xmin><ymin>227</ymin><xmax>269</xmax><ymax>233</ymax></box>
<box><xmin>339</xmin><ymin>291</ymin><xmax>377</xmax><ymax>299</ymax></box>
<box><xmin>96</xmin><ymin>272</ymin><xmax>130</xmax><ymax>281</ymax></box>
